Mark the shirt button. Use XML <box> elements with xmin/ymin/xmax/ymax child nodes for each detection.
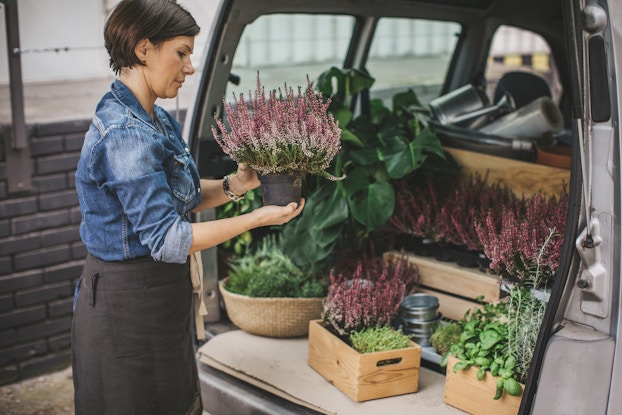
<box><xmin>197</xmin><ymin>188</ymin><xmax>201</xmax><ymax>193</ymax></box>
<box><xmin>184</xmin><ymin>147</ymin><xmax>189</xmax><ymax>153</ymax></box>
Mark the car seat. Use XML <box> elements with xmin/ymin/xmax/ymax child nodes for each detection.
<box><xmin>493</xmin><ymin>71</ymin><xmax>552</xmax><ymax>108</ymax></box>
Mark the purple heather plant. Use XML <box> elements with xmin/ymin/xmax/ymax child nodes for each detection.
<box><xmin>475</xmin><ymin>188</ymin><xmax>569</xmax><ymax>286</ymax></box>
<box><xmin>322</xmin><ymin>261</ymin><xmax>407</xmax><ymax>338</ymax></box>
<box><xmin>332</xmin><ymin>249</ymin><xmax>420</xmax><ymax>295</ymax></box>
<box><xmin>389</xmin><ymin>177</ymin><xmax>446</xmax><ymax>241</ymax></box>
<box><xmin>438</xmin><ymin>174</ymin><xmax>519</xmax><ymax>251</ymax></box>
<box><xmin>211</xmin><ymin>74</ymin><xmax>343</xmax><ymax>180</ymax></box>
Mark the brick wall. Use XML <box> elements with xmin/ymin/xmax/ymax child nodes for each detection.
<box><xmin>0</xmin><ymin>119</ymin><xmax>90</xmax><ymax>386</ymax></box>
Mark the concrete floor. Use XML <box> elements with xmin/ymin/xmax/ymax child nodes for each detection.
<box><xmin>0</xmin><ymin>365</ymin><xmax>211</xmax><ymax>415</ymax></box>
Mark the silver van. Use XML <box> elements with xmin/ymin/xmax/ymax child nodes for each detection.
<box><xmin>186</xmin><ymin>0</ymin><xmax>621</xmax><ymax>413</ymax></box>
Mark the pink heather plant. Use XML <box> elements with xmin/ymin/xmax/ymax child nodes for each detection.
<box><xmin>211</xmin><ymin>74</ymin><xmax>343</xmax><ymax>180</ymax></box>
<box><xmin>389</xmin><ymin>177</ymin><xmax>446</xmax><ymax>240</ymax></box>
<box><xmin>438</xmin><ymin>174</ymin><xmax>519</xmax><ymax>251</ymax></box>
<box><xmin>323</xmin><ymin>262</ymin><xmax>406</xmax><ymax>338</ymax></box>
<box><xmin>475</xmin><ymin>188</ymin><xmax>569</xmax><ymax>287</ymax></box>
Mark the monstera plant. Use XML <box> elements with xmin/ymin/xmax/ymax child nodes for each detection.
<box><xmin>282</xmin><ymin>67</ymin><xmax>453</xmax><ymax>274</ymax></box>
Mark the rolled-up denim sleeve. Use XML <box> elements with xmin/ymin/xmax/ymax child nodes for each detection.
<box><xmin>153</xmin><ymin>217</ymin><xmax>192</xmax><ymax>263</ymax></box>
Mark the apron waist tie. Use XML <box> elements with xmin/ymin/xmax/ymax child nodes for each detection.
<box><xmin>189</xmin><ymin>252</ymin><xmax>208</xmax><ymax>340</ymax></box>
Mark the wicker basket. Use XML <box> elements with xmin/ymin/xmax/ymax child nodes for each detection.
<box><xmin>219</xmin><ymin>279</ymin><xmax>324</xmax><ymax>337</ymax></box>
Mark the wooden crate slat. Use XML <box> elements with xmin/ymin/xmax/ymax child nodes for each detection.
<box><xmin>417</xmin><ymin>287</ymin><xmax>482</xmax><ymax>321</ymax></box>
<box><xmin>445</xmin><ymin>147</ymin><xmax>570</xmax><ymax>197</ymax></box>
<box><xmin>386</xmin><ymin>251</ymin><xmax>502</xmax><ymax>303</ymax></box>
<box><xmin>444</xmin><ymin>356</ymin><xmax>523</xmax><ymax>415</ymax></box>
<box><xmin>308</xmin><ymin>320</ymin><xmax>421</xmax><ymax>401</ymax></box>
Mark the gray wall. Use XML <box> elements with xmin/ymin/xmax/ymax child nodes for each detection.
<box><xmin>0</xmin><ymin>118</ymin><xmax>89</xmax><ymax>385</ymax></box>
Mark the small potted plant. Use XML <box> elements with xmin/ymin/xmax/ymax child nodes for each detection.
<box><xmin>307</xmin><ymin>255</ymin><xmax>422</xmax><ymax>401</ymax></box>
<box><xmin>219</xmin><ymin>235</ymin><xmax>327</xmax><ymax>337</ymax></box>
<box><xmin>212</xmin><ymin>73</ymin><xmax>343</xmax><ymax>206</ymax></box>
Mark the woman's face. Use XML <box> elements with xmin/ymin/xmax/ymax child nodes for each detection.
<box><xmin>143</xmin><ymin>36</ymin><xmax>196</xmax><ymax>100</ymax></box>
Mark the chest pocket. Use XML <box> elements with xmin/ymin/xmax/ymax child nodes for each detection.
<box><xmin>171</xmin><ymin>153</ymin><xmax>197</xmax><ymax>204</ymax></box>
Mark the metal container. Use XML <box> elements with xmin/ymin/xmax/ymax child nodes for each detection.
<box><xmin>479</xmin><ymin>96</ymin><xmax>563</xmax><ymax>139</ymax></box>
<box><xmin>397</xmin><ymin>293</ymin><xmax>441</xmax><ymax>347</ymax></box>
<box><xmin>399</xmin><ymin>293</ymin><xmax>439</xmax><ymax>321</ymax></box>
<box><xmin>402</xmin><ymin>313</ymin><xmax>443</xmax><ymax>330</ymax></box>
<box><xmin>401</xmin><ymin>314</ymin><xmax>443</xmax><ymax>347</ymax></box>
<box><xmin>429</xmin><ymin>84</ymin><xmax>489</xmax><ymax>126</ymax></box>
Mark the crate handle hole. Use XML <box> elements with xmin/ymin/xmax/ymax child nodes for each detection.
<box><xmin>377</xmin><ymin>357</ymin><xmax>402</xmax><ymax>367</ymax></box>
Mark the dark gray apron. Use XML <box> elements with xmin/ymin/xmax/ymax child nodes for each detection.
<box><xmin>72</xmin><ymin>254</ymin><xmax>202</xmax><ymax>415</ymax></box>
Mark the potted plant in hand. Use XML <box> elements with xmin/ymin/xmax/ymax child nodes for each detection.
<box><xmin>212</xmin><ymin>73</ymin><xmax>343</xmax><ymax>206</ymax></box>
<box><xmin>219</xmin><ymin>235</ymin><xmax>327</xmax><ymax>337</ymax></box>
<box><xmin>307</xmin><ymin>255</ymin><xmax>422</xmax><ymax>401</ymax></box>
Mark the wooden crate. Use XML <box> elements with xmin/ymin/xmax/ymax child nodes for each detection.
<box><xmin>417</xmin><ymin>287</ymin><xmax>483</xmax><ymax>321</ymax></box>
<box><xmin>444</xmin><ymin>147</ymin><xmax>570</xmax><ymax>197</ymax></box>
<box><xmin>307</xmin><ymin>320</ymin><xmax>421</xmax><ymax>402</ymax></box>
<box><xmin>444</xmin><ymin>356</ymin><xmax>523</xmax><ymax>415</ymax></box>
<box><xmin>384</xmin><ymin>251</ymin><xmax>502</xmax><ymax>320</ymax></box>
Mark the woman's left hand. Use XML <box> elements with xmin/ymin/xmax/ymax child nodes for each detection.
<box><xmin>234</xmin><ymin>163</ymin><xmax>260</xmax><ymax>193</ymax></box>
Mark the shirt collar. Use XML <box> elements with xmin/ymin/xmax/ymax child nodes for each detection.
<box><xmin>110</xmin><ymin>79</ymin><xmax>154</xmax><ymax>127</ymax></box>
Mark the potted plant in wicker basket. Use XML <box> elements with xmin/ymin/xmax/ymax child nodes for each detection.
<box><xmin>212</xmin><ymin>73</ymin><xmax>343</xmax><ymax>206</ymax></box>
<box><xmin>307</xmin><ymin>254</ymin><xmax>422</xmax><ymax>401</ymax></box>
<box><xmin>219</xmin><ymin>235</ymin><xmax>326</xmax><ymax>337</ymax></box>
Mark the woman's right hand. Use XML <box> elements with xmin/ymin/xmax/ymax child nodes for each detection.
<box><xmin>253</xmin><ymin>199</ymin><xmax>305</xmax><ymax>226</ymax></box>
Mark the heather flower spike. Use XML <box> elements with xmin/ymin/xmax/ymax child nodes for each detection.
<box><xmin>212</xmin><ymin>73</ymin><xmax>344</xmax><ymax>180</ymax></box>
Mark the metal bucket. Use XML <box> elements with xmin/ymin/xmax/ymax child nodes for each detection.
<box><xmin>479</xmin><ymin>96</ymin><xmax>563</xmax><ymax>139</ymax></box>
<box><xmin>399</xmin><ymin>293</ymin><xmax>439</xmax><ymax>321</ymax></box>
<box><xmin>402</xmin><ymin>313</ymin><xmax>443</xmax><ymax>330</ymax></box>
<box><xmin>429</xmin><ymin>84</ymin><xmax>489</xmax><ymax>126</ymax></box>
<box><xmin>401</xmin><ymin>314</ymin><xmax>443</xmax><ymax>347</ymax></box>
<box><xmin>397</xmin><ymin>293</ymin><xmax>441</xmax><ymax>347</ymax></box>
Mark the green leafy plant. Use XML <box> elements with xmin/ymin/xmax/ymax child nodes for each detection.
<box><xmin>224</xmin><ymin>235</ymin><xmax>326</xmax><ymax>298</ymax></box>
<box><xmin>505</xmin><ymin>284</ymin><xmax>547</xmax><ymax>385</ymax></box>
<box><xmin>442</xmin><ymin>232</ymin><xmax>555</xmax><ymax>400</ymax></box>
<box><xmin>216</xmin><ymin>187</ymin><xmax>262</xmax><ymax>256</ymax></box>
<box><xmin>440</xmin><ymin>300</ymin><xmax>523</xmax><ymax>400</ymax></box>
<box><xmin>350</xmin><ymin>326</ymin><xmax>413</xmax><ymax>353</ymax></box>
<box><xmin>429</xmin><ymin>321</ymin><xmax>463</xmax><ymax>356</ymax></box>
<box><xmin>282</xmin><ymin>67</ymin><xmax>453</xmax><ymax>273</ymax></box>
<box><xmin>505</xmin><ymin>230</ymin><xmax>553</xmax><ymax>383</ymax></box>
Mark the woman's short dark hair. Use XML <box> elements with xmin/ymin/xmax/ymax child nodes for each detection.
<box><xmin>104</xmin><ymin>0</ymin><xmax>200</xmax><ymax>74</ymax></box>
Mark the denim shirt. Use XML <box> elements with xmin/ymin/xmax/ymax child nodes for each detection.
<box><xmin>75</xmin><ymin>79</ymin><xmax>201</xmax><ymax>264</ymax></box>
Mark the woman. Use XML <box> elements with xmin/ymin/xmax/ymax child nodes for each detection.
<box><xmin>72</xmin><ymin>1</ymin><xmax>304</xmax><ymax>414</ymax></box>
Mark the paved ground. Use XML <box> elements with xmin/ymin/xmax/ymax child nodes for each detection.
<box><xmin>0</xmin><ymin>365</ymin><xmax>74</xmax><ymax>415</ymax></box>
<box><xmin>0</xmin><ymin>363</ymin><xmax>212</xmax><ymax>415</ymax></box>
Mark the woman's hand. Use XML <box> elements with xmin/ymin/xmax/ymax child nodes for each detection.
<box><xmin>188</xmin><ymin>198</ymin><xmax>305</xmax><ymax>254</ymax></box>
<box><xmin>232</xmin><ymin>163</ymin><xmax>260</xmax><ymax>194</ymax></box>
<box><xmin>253</xmin><ymin>199</ymin><xmax>306</xmax><ymax>226</ymax></box>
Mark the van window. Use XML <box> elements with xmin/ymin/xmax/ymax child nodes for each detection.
<box><xmin>485</xmin><ymin>25</ymin><xmax>562</xmax><ymax>105</ymax></box>
<box><xmin>367</xmin><ymin>18</ymin><xmax>462</xmax><ymax>104</ymax></box>
<box><xmin>228</xmin><ymin>14</ymin><xmax>355</xmax><ymax>98</ymax></box>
